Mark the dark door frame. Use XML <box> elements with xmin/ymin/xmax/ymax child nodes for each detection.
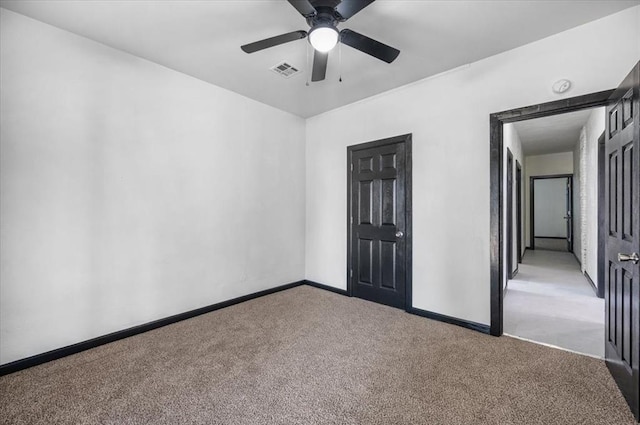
<box><xmin>516</xmin><ymin>161</ymin><xmax>523</xmax><ymax>264</ymax></box>
<box><xmin>506</xmin><ymin>148</ymin><xmax>514</xmax><ymax>281</ymax></box>
<box><xmin>567</xmin><ymin>175</ymin><xmax>574</xmax><ymax>253</ymax></box>
<box><xmin>346</xmin><ymin>133</ymin><xmax>413</xmax><ymax>310</ymax></box>
<box><xmin>489</xmin><ymin>89</ymin><xmax>613</xmax><ymax>336</ymax></box>
<box><xmin>529</xmin><ymin>174</ymin><xmax>573</xmax><ymax>251</ymax></box>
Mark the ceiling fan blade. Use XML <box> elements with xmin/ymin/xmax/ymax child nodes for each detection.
<box><xmin>241</xmin><ymin>30</ymin><xmax>307</xmax><ymax>53</ymax></box>
<box><xmin>339</xmin><ymin>29</ymin><xmax>399</xmax><ymax>63</ymax></box>
<box><xmin>335</xmin><ymin>0</ymin><xmax>375</xmax><ymax>20</ymax></box>
<box><xmin>287</xmin><ymin>0</ymin><xmax>317</xmax><ymax>18</ymax></box>
<box><xmin>311</xmin><ymin>50</ymin><xmax>328</xmax><ymax>82</ymax></box>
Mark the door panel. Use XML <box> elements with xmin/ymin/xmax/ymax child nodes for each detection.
<box><xmin>349</xmin><ymin>136</ymin><xmax>410</xmax><ymax>309</ymax></box>
<box><xmin>622</xmin><ymin>142</ymin><xmax>633</xmax><ymax>240</ymax></box>
<box><xmin>381</xmin><ymin>179</ymin><xmax>397</xmax><ymax>225</ymax></box>
<box><xmin>610</xmin><ymin>152</ymin><xmax>619</xmax><ymax>236</ymax></box>
<box><xmin>380</xmin><ymin>241</ymin><xmax>397</xmax><ymax>289</ymax></box>
<box><xmin>605</xmin><ymin>63</ymin><xmax>640</xmax><ymax>420</ymax></box>
<box><xmin>358</xmin><ymin>180</ymin><xmax>373</xmax><ymax>224</ymax></box>
<box><xmin>358</xmin><ymin>238</ymin><xmax>373</xmax><ymax>284</ymax></box>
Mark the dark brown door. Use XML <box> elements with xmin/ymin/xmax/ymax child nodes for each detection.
<box><xmin>605</xmin><ymin>63</ymin><xmax>640</xmax><ymax>420</ymax></box>
<box><xmin>348</xmin><ymin>135</ymin><xmax>411</xmax><ymax>309</ymax></box>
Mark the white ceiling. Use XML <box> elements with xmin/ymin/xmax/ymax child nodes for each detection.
<box><xmin>1</xmin><ymin>1</ymin><xmax>637</xmax><ymax>118</ymax></box>
<box><xmin>512</xmin><ymin>108</ymin><xmax>604</xmax><ymax>156</ymax></box>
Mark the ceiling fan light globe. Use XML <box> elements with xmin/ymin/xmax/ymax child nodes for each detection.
<box><xmin>309</xmin><ymin>26</ymin><xmax>339</xmax><ymax>52</ymax></box>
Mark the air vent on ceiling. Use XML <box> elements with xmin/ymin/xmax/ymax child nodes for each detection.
<box><xmin>270</xmin><ymin>61</ymin><xmax>300</xmax><ymax>78</ymax></box>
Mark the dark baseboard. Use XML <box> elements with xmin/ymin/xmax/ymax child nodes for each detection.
<box><xmin>0</xmin><ymin>280</ymin><xmax>305</xmax><ymax>376</ymax></box>
<box><xmin>535</xmin><ymin>236</ymin><xmax>567</xmax><ymax>240</ymax></box>
<box><xmin>407</xmin><ymin>307</ymin><xmax>491</xmax><ymax>335</ymax></box>
<box><xmin>304</xmin><ymin>279</ymin><xmax>349</xmax><ymax>296</ymax></box>
<box><xmin>584</xmin><ymin>271</ymin><xmax>601</xmax><ymax>297</ymax></box>
<box><xmin>511</xmin><ymin>267</ymin><xmax>519</xmax><ymax>279</ymax></box>
<box><xmin>305</xmin><ymin>279</ymin><xmax>491</xmax><ymax>335</ymax></box>
<box><xmin>2</xmin><ymin>278</ymin><xmax>493</xmax><ymax>376</ymax></box>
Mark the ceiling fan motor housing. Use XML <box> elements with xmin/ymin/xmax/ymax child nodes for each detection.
<box><xmin>306</xmin><ymin>5</ymin><xmax>342</xmax><ymax>31</ymax></box>
<box><xmin>306</xmin><ymin>1</ymin><xmax>346</xmax><ymax>20</ymax></box>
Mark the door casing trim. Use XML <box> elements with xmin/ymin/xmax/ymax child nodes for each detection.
<box><xmin>596</xmin><ymin>131</ymin><xmax>606</xmax><ymax>299</ymax></box>
<box><xmin>489</xmin><ymin>90</ymin><xmax>614</xmax><ymax>336</ymax></box>
<box><xmin>516</xmin><ymin>160</ymin><xmax>523</xmax><ymax>266</ymax></box>
<box><xmin>506</xmin><ymin>148</ymin><xmax>514</xmax><ymax>281</ymax></box>
<box><xmin>347</xmin><ymin>133</ymin><xmax>413</xmax><ymax>310</ymax></box>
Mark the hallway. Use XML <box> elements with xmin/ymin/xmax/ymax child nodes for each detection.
<box><xmin>504</xmin><ymin>249</ymin><xmax>604</xmax><ymax>358</ymax></box>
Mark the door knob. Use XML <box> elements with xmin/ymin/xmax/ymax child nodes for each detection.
<box><xmin>618</xmin><ymin>252</ymin><xmax>639</xmax><ymax>264</ymax></box>
<box><xmin>395</xmin><ymin>231</ymin><xmax>404</xmax><ymax>238</ymax></box>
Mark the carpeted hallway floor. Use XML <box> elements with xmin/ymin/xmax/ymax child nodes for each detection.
<box><xmin>0</xmin><ymin>285</ymin><xmax>635</xmax><ymax>424</ymax></box>
<box><xmin>504</xmin><ymin>249</ymin><xmax>604</xmax><ymax>357</ymax></box>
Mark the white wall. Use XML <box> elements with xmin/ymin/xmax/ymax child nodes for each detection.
<box><xmin>0</xmin><ymin>10</ymin><xmax>306</xmax><ymax>365</ymax></box>
<box><xmin>306</xmin><ymin>7</ymin><xmax>639</xmax><ymax>325</ymax></box>
<box><xmin>524</xmin><ymin>151</ymin><xmax>574</xmax><ymax>247</ymax></box>
<box><xmin>573</xmin><ymin>141</ymin><xmax>582</xmax><ymax>258</ymax></box>
<box><xmin>534</xmin><ymin>178</ymin><xmax>569</xmax><ymax>238</ymax></box>
<box><xmin>503</xmin><ymin>124</ymin><xmax>524</xmax><ymax>287</ymax></box>
<box><xmin>578</xmin><ymin>108</ymin><xmax>606</xmax><ymax>279</ymax></box>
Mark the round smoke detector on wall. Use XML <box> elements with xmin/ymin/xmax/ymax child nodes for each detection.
<box><xmin>552</xmin><ymin>79</ymin><xmax>572</xmax><ymax>94</ymax></box>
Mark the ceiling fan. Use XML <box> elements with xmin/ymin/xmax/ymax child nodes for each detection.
<box><xmin>240</xmin><ymin>0</ymin><xmax>400</xmax><ymax>82</ymax></box>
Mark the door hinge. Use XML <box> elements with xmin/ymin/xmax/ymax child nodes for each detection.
<box><xmin>350</xmin><ymin>163</ymin><xmax>354</xmax><ymax>172</ymax></box>
<box><xmin>350</xmin><ymin>269</ymin><xmax>353</xmax><ymax>278</ymax></box>
<box><xmin>350</xmin><ymin>216</ymin><xmax>353</xmax><ymax>224</ymax></box>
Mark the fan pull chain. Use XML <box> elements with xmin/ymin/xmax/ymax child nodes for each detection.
<box><xmin>338</xmin><ymin>40</ymin><xmax>343</xmax><ymax>83</ymax></box>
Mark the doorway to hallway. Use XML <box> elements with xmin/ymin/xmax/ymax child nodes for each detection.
<box><xmin>502</xmin><ymin>107</ymin><xmax>604</xmax><ymax>359</ymax></box>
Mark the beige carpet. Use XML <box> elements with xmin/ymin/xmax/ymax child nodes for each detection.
<box><xmin>0</xmin><ymin>285</ymin><xmax>635</xmax><ymax>424</ymax></box>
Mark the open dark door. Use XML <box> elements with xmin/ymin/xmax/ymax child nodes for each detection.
<box><xmin>605</xmin><ymin>62</ymin><xmax>640</xmax><ymax>420</ymax></box>
<box><xmin>566</xmin><ymin>177</ymin><xmax>573</xmax><ymax>252</ymax></box>
<box><xmin>348</xmin><ymin>134</ymin><xmax>412</xmax><ymax>310</ymax></box>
